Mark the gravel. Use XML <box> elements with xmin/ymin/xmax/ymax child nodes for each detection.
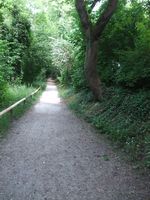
<box><xmin>0</xmin><ymin>81</ymin><xmax>150</xmax><ymax>200</ymax></box>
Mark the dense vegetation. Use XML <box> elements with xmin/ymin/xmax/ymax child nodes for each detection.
<box><xmin>0</xmin><ymin>0</ymin><xmax>50</xmax><ymax>111</ymax></box>
<box><xmin>0</xmin><ymin>0</ymin><xmax>149</xmax><ymax>167</ymax></box>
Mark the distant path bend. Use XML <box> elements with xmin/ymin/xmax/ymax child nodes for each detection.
<box><xmin>0</xmin><ymin>80</ymin><xmax>149</xmax><ymax>200</ymax></box>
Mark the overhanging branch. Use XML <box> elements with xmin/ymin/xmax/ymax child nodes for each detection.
<box><xmin>93</xmin><ymin>0</ymin><xmax>118</xmax><ymax>40</ymax></box>
<box><xmin>75</xmin><ymin>0</ymin><xmax>92</xmax><ymax>38</ymax></box>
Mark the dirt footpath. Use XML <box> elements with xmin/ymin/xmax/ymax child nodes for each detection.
<box><xmin>0</xmin><ymin>81</ymin><xmax>149</xmax><ymax>200</ymax></box>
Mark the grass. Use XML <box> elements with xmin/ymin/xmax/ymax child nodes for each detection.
<box><xmin>0</xmin><ymin>85</ymin><xmax>35</xmax><ymax>111</ymax></box>
<box><xmin>59</xmin><ymin>86</ymin><xmax>150</xmax><ymax>169</ymax></box>
<box><xmin>0</xmin><ymin>84</ymin><xmax>41</xmax><ymax>137</ymax></box>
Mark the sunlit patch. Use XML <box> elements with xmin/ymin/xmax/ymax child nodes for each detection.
<box><xmin>93</xmin><ymin>1</ymin><xmax>102</xmax><ymax>12</ymax></box>
<box><xmin>40</xmin><ymin>85</ymin><xmax>61</xmax><ymax>104</ymax></box>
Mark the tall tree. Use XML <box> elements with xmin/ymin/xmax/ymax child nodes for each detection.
<box><xmin>75</xmin><ymin>0</ymin><xmax>118</xmax><ymax>100</ymax></box>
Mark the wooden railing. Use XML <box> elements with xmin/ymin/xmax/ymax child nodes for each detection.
<box><xmin>0</xmin><ymin>87</ymin><xmax>40</xmax><ymax>118</ymax></box>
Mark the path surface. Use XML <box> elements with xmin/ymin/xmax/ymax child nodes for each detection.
<box><xmin>0</xmin><ymin>81</ymin><xmax>150</xmax><ymax>200</ymax></box>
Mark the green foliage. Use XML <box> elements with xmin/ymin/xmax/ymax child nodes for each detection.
<box><xmin>0</xmin><ymin>0</ymin><xmax>44</xmax><ymax>106</ymax></box>
<box><xmin>0</xmin><ymin>74</ymin><xmax>7</xmax><ymax>106</ymax></box>
<box><xmin>0</xmin><ymin>0</ymin><xmax>49</xmax><ymax>105</ymax></box>
<box><xmin>0</xmin><ymin>39</ymin><xmax>11</xmax><ymax>105</ymax></box>
<box><xmin>0</xmin><ymin>84</ymin><xmax>34</xmax><ymax>111</ymax></box>
<box><xmin>97</xmin><ymin>1</ymin><xmax>150</xmax><ymax>88</ymax></box>
<box><xmin>71</xmin><ymin>45</ymin><xmax>86</xmax><ymax>90</ymax></box>
<box><xmin>0</xmin><ymin>84</ymin><xmax>39</xmax><ymax>135</ymax></box>
<box><xmin>1</xmin><ymin>3</ymin><xmax>32</xmax><ymax>80</ymax></box>
<box><xmin>51</xmin><ymin>38</ymin><xmax>74</xmax><ymax>85</ymax></box>
<box><xmin>116</xmin><ymin>22</ymin><xmax>150</xmax><ymax>87</ymax></box>
<box><xmin>32</xmin><ymin>69</ymin><xmax>47</xmax><ymax>90</ymax></box>
<box><xmin>66</xmin><ymin>10</ymin><xmax>87</xmax><ymax>90</ymax></box>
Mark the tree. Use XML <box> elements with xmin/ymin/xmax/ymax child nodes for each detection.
<box><xmin>75</xmin><ymin>0</ymin><xmax>118</xmax><ymax>100</ymax></box>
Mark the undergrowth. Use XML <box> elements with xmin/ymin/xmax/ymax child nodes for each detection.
<box><xmin>0</xmin><ymin>85</ymin><xmax>35</xmax><ymax>112</ymax></box>
<box><xmin>60</xmin><ymin>86</ymin><xmax>150</xmax><ymax>169</ymax></box>
<box><xmin>0</xmin><ymin>84</ymin><xmax>41</xmax><ymax>136</ymax></box>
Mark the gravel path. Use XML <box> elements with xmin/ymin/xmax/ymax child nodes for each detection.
<box><xmin>0</xmin><ymin>81</ymin><xmax>150</xmax><ymax>200</ymax></box>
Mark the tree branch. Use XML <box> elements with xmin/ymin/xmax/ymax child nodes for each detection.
<box><xmin>75</xmin><ymin>0</ymin><xmax>92</xmax><ymax>38</ymax></box>
<box><xmin>93</xmin><ymin>0</ymin><xmax>118</xmax><ymax>40</ymax></box>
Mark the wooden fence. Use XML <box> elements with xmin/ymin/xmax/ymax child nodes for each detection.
<box><xmin>0</xmin><ymin>87</ymin><xmax>40</xmax><ymax>118</ymax></box>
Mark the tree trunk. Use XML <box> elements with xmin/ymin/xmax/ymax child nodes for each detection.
<box><xmin>75</xmin><ymin>0</ymin><xmax>118</xmax><ymax>100</ymax></box>
<box><xmin>85</xmin><ymin>40</ymin><xmax>102</xmax><ymax>100</ymax></box>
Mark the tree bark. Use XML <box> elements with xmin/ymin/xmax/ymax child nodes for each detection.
<box><xmin>75</xmin><ymin>0</ymin><xmax>118</xmax><ymax>100</ymax></box>
<box><xmin>85</xmin><ymin>40</ymin><xmax>102</xmax><ymax>100</ymax></box>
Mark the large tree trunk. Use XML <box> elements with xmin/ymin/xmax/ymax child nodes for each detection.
<box><xmin>75</xmin><ymin>0</ymin><xmax>118</xmax><ymax>100</ymax></box>
<box><xmin>85</xmin><ymin>40</ymin><xmax>102</xmax><ymax>100</ymax></box>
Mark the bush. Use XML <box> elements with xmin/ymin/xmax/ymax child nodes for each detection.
<box><xmin>71</xmin><ymin>45</ymin><xmax>87</xmax><ymax>90</ymax></box>
<box><xmin>115</xmin><ymin>23</ymin><xmax>150</xmax><ymax>88</ymax></box>
<box><xmin>97</xmin><ymin>2</ymin><xmax>150</xmax><ymax>88</ymax></box>
<box><xmin>0</xmin><ymin>40</ymin><xmax>11</xmax><ymax>107</ymax></box>
<box><xmin>0</xmin><ymin>74</ymin><xmax>7</xmax><ymax>107</ymax></box>
<box><xmin>32</xmin><ymin>69</ymin><xmax>47</xmax><ymax>90</ymax></box>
